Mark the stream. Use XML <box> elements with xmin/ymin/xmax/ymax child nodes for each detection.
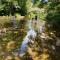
<box><xmin>19</xmin><ymin>20</ymin><xmax>37</xmax><ymax>57</ymax></box>
<box><xmin>19</xmin><ymin>29</ymin><xmax>36</xmax><ymax>56</ymax></box>
<box><xmin>13</xmin><ymin>19</ymin><xmax>45</xmax><ymax>57</ymax></box>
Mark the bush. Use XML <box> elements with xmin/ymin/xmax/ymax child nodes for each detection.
<box><xmin>46</xmin><ymin>3</ymin><xmax>60</xmax><ymax>32</ymax></box>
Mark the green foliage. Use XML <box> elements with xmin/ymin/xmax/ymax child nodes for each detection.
<box><xmin>0</xmin><ymin>0</ymin><xmax>20</xmax><ymax>16</ymax></box>
<box><xmin>46</xmin><ymin>11</ymin><xmax>60</xmax><ymax>31</ymax></box>
<box><xmin>0</xmin><ymin>0</ymin><xmax>33</xmax><ymax>16</ymax></box>
<box><xmin>33</xmin><ymin>0</ymin><xmax>40</xmax><ymax>7</ymax></box>
<box><xmin>46</xmin><ymin>2</ymin><xmax>60</xmax><ymax>12</ymax></box>
<box><xmin>19</xmin><ymin>0</ymin><xmax>33</xmax><ymax>16</ymax></box>
<box><xmin>46</xmin><ymin>3</ymin><xmax>60</xmax><ymax>32</ymax></box>
<box><xmin>38</xmin><ymin>0</ymin><xmax>47</xmax><ymax>8</ymax></box>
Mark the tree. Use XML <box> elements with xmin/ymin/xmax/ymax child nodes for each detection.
<box><xmin>0</xmin><ymin>0</ymin><xmax>33</xmax><ymax>16</ymax></box>
<box><xmin>33</xmin><ymin>0</ymin><xmax>40</xmax><ymax>7</ymax></box>
<box><xmin>38</xmin><ymin>0</ymin><xmax>47</xmax><ymax>8</ymax></box>
<box><xmin>46</xmin><ymin>2</ymin><xmax>60</xmax><ymax>12</ymax></box>
<box><xmin>19</xmin><ymin>0</ymin><xmax>33</xmax><ymax>16</ymax></box>
<box><xmin>0</xmin><ymin>0</ymin><xmax>20</xmax><ymax>16</ymax></box>
<box><xmin>46</xmin><ymin>2</ymin><xmax>60</xmax><ymax>32</ymax></box>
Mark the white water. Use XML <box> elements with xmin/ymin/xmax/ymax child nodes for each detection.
<box><xmin>12</xmin><ymin>19</ymin><xmax>46</xmax><ymax>57</ymax></box>
<box><xmin>19</xmin><ymin>20</ymin><xmax>37</xmax><ymax>56</ymax></box>
<box><xmin>18</xmin><ymin>19</ymin><xmax>45</xmax><ymax>57</ymax></box>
